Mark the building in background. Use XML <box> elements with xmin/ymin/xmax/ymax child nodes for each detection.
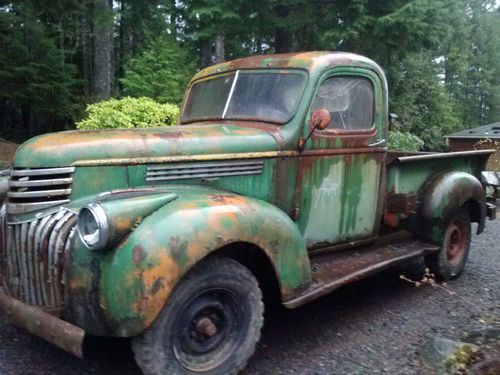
<box><xmin>0</xmin><ymin>138</ymin><xmax>18</xmax><ymax>165</ymax></box>
<box><xmin>447</xmin><ymin>123</ymin><xmax>500</xmax><ymax>172</ymax></box>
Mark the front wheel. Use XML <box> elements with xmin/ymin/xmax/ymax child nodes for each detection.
<box><xmin>425</xmin><ymin>209</ymin><xmax>471</xmax><ymax>280</ymax></box>
<box><xmin>131</xmin><ymin>256</ymin><xmax>264</xmax><ymax>375</ymax></box>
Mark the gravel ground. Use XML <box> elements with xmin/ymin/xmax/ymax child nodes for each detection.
<box><xmin>0</xmin><ymin>218</ymin><xmax>498</xmax><ymax>374</ymax></box>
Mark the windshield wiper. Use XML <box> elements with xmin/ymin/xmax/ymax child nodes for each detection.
<box><xmin>222</xmin><ymin>70</ymin><xmax>239</xmax><ymax>119</ymax></box>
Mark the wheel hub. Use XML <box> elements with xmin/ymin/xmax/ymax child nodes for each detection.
<box><xmin>195</xmin><ymin>316</ymin><xmax>218</xmax><ymax>337</ymax></box>
<box><xmin>445</xmin><ymin>221</ymin><xmax>466</xmax><ymax>266</ymax></box>
<box><xmin>173</xmin><ymin>289</ymin><xmax>246</xmax><ymax>371</ymax></box>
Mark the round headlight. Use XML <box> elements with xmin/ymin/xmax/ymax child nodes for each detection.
<box><xmin>77</xmin><ymin>203</ymin><xmax>109</xmax><ymax>251</ymax></box>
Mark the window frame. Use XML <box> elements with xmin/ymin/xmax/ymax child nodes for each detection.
<box><xmin>307</xmin><ymin>72</ymin><xmax>378</xmax><ymax>137</ymax></box>
<box><xmin>180</xmin><ymin>68</ymin><xmax>309</xmax><ymax>125</ymax></box>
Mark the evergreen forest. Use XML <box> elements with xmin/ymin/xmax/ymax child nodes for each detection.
<box><xmin>0</xmin><ymin>0</ymin><xmax>499</xmax><ymax>150</ymax></box>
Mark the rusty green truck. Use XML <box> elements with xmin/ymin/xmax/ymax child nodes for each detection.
<box><xmin>0</xmin><ymin>52</ymin><xmax>496</xmax><ymax>374</ymax></box>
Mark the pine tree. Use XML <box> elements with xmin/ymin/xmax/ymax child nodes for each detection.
<box><xmin>120</xmin><ymin>36</ymin><xmax>195</xmax><ymax>104</ymax></box>
<box><xmin>0</xmin><ymin>5</ymin><xmax>79</xmax><ymax>141</ymax></box>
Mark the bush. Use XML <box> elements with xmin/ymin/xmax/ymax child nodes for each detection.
<box><xmin>76</xmin><ymin>97</ymin><xmax>179</xmax><ymax>130</ymax></box>
<box><xmin>388</xmin><ymin>130</ymin><xmax>425</xmax><ymax>152</ymax></box>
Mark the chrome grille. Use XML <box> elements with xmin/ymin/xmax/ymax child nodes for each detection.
<box><xmin>146</xmin><ymin>159</ymin><xmax>264</xmax><ymax>182</ymax></box>
<box><xmin>0</xmin><ymin>206</ymin><xmax>77</xmax><ymax>312</ymax></box>
<box><xmin>7</xmin><ymin>167</ymin><xmax>75</xmax><ymax>214</ymax></box>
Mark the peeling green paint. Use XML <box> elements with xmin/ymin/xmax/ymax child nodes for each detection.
<box><xmin>89</xmin><ymin>187</ymin><xmax>311</xmax><ymax>336</ymax></box>
<box><xmin>4</xmin><ymin>52</ymin><xmax>490</xmax><ymax>341</ymax></box>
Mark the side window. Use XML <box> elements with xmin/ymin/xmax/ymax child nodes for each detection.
<box><xmin>311</xmin><ymin>77</ymin><xmax>374</xmax><ymax>130</ymax></box>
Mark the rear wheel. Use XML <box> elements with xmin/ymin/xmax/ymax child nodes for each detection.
<box><xmin>131</xmin><ymin>256</ymin><xmax>264</xmax><ymax>375</ymax></box>
<box><xmin>425</xmin><ymin>209</ymin><xmax>471</xmax><ymax>280</ymax></box>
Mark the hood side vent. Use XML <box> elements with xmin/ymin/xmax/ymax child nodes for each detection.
<box><xmin>147</xmin><ymin>159</ymin><xmax>264</xmax><ymax>182</ymax></box>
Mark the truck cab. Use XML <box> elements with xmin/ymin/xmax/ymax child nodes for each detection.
<box><xmin>0</xmin><ymin>52</ymin><xmax>495</xmax><ymax>374</ymax></box>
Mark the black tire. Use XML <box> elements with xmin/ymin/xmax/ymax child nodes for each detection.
<box><xmin>131</xmin><ymin>256</ymin><xmax>264</xmax><ymax>375</ymax></box>
<box><xmin>425</xmin><ymin>209</ymin><xmax>471</xmax><ymax>280</ymax></box>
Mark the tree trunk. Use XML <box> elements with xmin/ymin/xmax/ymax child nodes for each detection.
<box><xmin>275</xmin><ymin>28</ymin><xmax>290</xmax><ymax>53</ymax></box>
<box><xmin>82</xmin><ymin>0</ymin><xmax>93</xmax><ymax>97</ymax></box>
<box><xmin>117</xmin><ymin>0</ymin><xmax>125</xmax><ymax>91</ymax></box>
<box><xmin>92</xmin><ymin>0</ymin><xmax>113</xmax><ymax>100</ymax></box>
<box><xmin>214</xmin><ymin>35</ymin><xmax>225</xmax><ymax>63</ymax></box>
<box><xmin>170</xmin><ymin>0</ymin><xmax>178</xmax><ymax>36</ymax></box>
<box><xmin>200</xmin><ymin>41</ymin><xmax>212</xmax><ymax>68</ymax></box>
<box><xmin>274</xmin><ymin>4</ymin><xmax>290</xmax><ymax>53</ymax></box>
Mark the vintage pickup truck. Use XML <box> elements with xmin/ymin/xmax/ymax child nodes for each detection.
<box><xmin>0</xmin><ymin>52</ymin><xmax>496</xmax><ymax>374</ymax></box>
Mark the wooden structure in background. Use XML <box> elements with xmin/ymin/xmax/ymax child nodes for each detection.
<box><xmin>447</xmin><ymin>122</ymin><xmax>500</xmax><ymax>171</ymax></box>
<box><xmin>0</xmin><ymin>138</ymin><xmax>19</xmax><ymax>163</ymax></box>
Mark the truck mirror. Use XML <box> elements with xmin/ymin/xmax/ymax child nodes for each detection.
<box><xmin>311</xmin><ymin>108</ymin><xmax>331</xmax><ymax>130</ymax></box>
<box><xmin>298</xmin><ymin>108</ymin><xmax>332</xmax><ymax>151</ymax></box>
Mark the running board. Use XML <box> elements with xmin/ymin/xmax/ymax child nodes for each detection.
<box><xmin>283</xmin><ymin>240</ymin><xmax>439</xmax><ymax>309</ymax></box>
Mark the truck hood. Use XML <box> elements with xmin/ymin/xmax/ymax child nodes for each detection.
<box><xmin>13</xmin><ymin>123</ymin><xmax>279</xmax><ymax>168</ymax></box>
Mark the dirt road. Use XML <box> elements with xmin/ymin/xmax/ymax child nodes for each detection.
<box><xmin>0</xmin><ymin>219</ymin><xmax>498</xmax><ymax>374</ymax></box>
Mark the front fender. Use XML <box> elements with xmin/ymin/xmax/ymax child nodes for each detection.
<box><xmin>68</xmin><ymin>187</ymin><xmax>311</xmax><ymax>337</ymax></box>
<box><xmin>420</xmin><ymin>172</ymin><xmax>486</xmax><ymax>242</ymax></box>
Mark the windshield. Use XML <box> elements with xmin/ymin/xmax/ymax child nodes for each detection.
<box><xmin>182</xmin><ymin>70</ymin><xmax>306</xmax><ymax>124</ymax></box>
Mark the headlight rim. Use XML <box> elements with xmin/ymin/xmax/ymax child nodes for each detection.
<box><xmin>77</xmin><ymin>202</ymin><xmax>109</xmax><ymax>251</ymax></box>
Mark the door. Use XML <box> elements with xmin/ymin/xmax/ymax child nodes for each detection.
<box><xmin>296</xmin><ymin>69</ymin><xmax>386</xmax><ymax>249</ymax></box>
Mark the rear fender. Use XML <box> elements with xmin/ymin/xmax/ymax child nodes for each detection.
<box><xmin>420</xmin><ymin>172</ymin><xmax>486</xmax><ymax>242</ymax></box>
<box><xmin>97</xmin><ymin>189</ymin><xmax>311</xmax><ymax>336</ymax></box>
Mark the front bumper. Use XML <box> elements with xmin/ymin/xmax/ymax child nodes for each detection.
<box><xmin>0</xmin><ymin>291</ymin><xmax>84</xmax><ymax>358</ymax></box>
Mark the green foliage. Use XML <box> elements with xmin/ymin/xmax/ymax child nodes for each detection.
<box><xmin>451</xmin><ymin>2</ymin><xmax>500</xmax><ymax>127</ymax></box>
<box><xmin>388</xmin><ymin>131</ymin><xmax>424</xmax><ymax>152</ymax></box>
<box><xmin>391</xmin><ymin>52</ymin><xmax>462</xmax><ymax>151</ymax></box>
<box><xmin>444</xmin><ymin>344</ymin><xmax>478</xmax><ymax>374</ymax></box>
<box><xmin>76</xmin><ymin>97</ymin><xmax>179</xmax><ymax>130</ymax></box>
<box><xmin>0</xmin><ymin>5</ymin><xmax>80</xmax><ymax>141</ymax></box>
<box><xmin>1</xmin><ymin>0</ymin><xmax>499</xmax><ymax>149</ymax></box>
<box><xmin>120</xmin><ymin>36</ymin><xmax>195</xmax><ymax>104</ymax></box>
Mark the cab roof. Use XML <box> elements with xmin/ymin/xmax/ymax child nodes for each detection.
<box><xmin>191</xmin><ymin>51</ymin><xmax>386</xmax><ymax>83</ymax></box>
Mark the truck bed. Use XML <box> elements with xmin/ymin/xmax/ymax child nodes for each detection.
<box><xmin>387</xmin><ymin>149</ymin><xmax>494</xmax><ymax>166</ymax></box>
<box><xmin>386</xmin><ymin>149</ymin><xmax>494</xmax><ymax>196</ymax></box>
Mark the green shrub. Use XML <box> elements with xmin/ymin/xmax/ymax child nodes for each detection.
<box><xmin>388</xmin><ymin>130</ymin><xmax>425</xmax><ymax>152</ymax></box>
<box><xmin>76</xmin><ymin>97</ymin><xmax>179</xmax><ymax>130</ymax></box>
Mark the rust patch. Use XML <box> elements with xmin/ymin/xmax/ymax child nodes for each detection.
<box><xmin>153</xmin><ymin>131</ymin><xmax>187</xmax><ymax>140</ymax></box>
<box><xmin>114</xmin><ymin>216</ymin><xmax>135</xmax><ymax>232</ymax></box>
<box><xmin>133</xmin><ymin>245</ymin><xmax>146</xmax><ymax>264</ymax></box>
<box><xmin>228</xmin><ymin>121</ymin><xmax>286</xmax><ymax>147</ymax></box>
<box><xmin>190</xmin><ymin>52</ymin><xmax>383</xmax><ymax>85</ymax></box>
<box><xmin>285</xmin><ymin>238</ymin><xmax>439</xmax><ymax>308</ymax></box>
<box><xmin>207</xmin><ymin>193</ymin><xmax>245</xmax><ymax>205</ymax></box>
<box><xmin>383</xmin><ymin>212</ymin><xmax>399</xmax><ymax>227</ymax></box>
<box><xmin>386</xmin><ymin>193</ymin><xmax>418</xmax><ymax>215</ymax></box>
<box><xmin>150</xmin><ymin>277</ymin><xmax>165</xmax><ymax>295</ymax></box>
<box><xmin>0</xmin><ymin>292</ymin><xmax>85</xmax><ymax>358</ymax></box>
<box><xmin>137</xmin><ymin>251</ymin><xmax>180</xmax><ymax>326</ymax></box>
<box><xmin>301</xmin><ymin>147</ymin><xmax>383</xmax><ymax>157</ymax></box>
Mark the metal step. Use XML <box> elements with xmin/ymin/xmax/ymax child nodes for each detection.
<box><xmin>284</xmin><ymin>239</ymin><xmax>439</xmax><ymax>308</ymax></box>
